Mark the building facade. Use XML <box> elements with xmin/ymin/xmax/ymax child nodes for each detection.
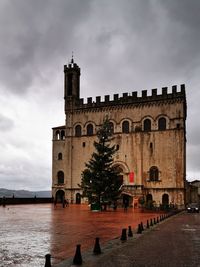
<box><xmin>52</xmin><ymin>59</ymin><xmax>187</xmax><ymax>208</ymax></box>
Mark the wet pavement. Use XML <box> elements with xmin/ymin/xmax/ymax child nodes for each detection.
<box><xmin>75</xmin><ymin>211</ymin><xmax>200</xmax><ymax>267</ymax></box>
<box><xmin>0</xmin><ymin>204</ymin><xmax>162</xmax><ymax>267</ymax></box>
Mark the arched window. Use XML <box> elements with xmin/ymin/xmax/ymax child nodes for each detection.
<box><xmin>55</xmin><ymin>130</ymin><xmax>60</xmax><ymax>140</ymax></box>
<box><xmin>61</xmin><ymin>130</ymin><xmax>65</xmax><ymax>140</ymax></box>
<box><xmin>122</xmin><ymin>120</ymin><xmax>129</xmax><ymax>133</ymax></box>
<box><xmin>57</xmin><ymin>171</ymin><xmax>64</xmax><ymax>184</ymax></box>
<box><xmin>58</xmin><ymin>153</ymin><xmax>62</xmax><ymax>160</ymax></box>
<box><xmin>75</xmin><ymin>125</ymin><xmax>82</xmax><ymax>137</ymax></box>
<box><xmin>87</xmin><ymin>124</ymin><xmax>93</xmax><ymax>136</ymax></box>
<box><xmin>144</xmin><ymin>119</ymin><xmax>151</xmax><ymax>131</ymax></box>
<box><xmin>149</xmin><ymin>166</ymin><xmax>159</xmax><ymax>181</ymax></box>
<box><xmin>108</xmin><ymin>122</ymin><xmax>114</xmax><ymax>134</ymax></box>
<box><xmin>158</xmin><ymin>117</ymin><xmax>166</xmax><ymax>130</ymax></box>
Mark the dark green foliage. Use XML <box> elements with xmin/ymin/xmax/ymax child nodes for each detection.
<box><xmin>79</xmin><ymin>117</ymin><xmax>122</xmax><ymax>205</ymax></box>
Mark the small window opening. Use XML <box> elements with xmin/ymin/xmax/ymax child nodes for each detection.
<box><xmin>144</xmin><ymin>119</ymin><xmax>151</xmax><ymax>131</ymax></box>
<box><xmin>58</xmin><ymin>153</ymin><xmax>62</xmax><ymax>160</ymax></box>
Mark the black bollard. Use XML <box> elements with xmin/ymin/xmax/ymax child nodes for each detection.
<box><xmin>146</xmin><ymin>220</ymin><xmax>149</xmax><ymax>229</ymax></box>
<box><xmin>140</xmin><ymin>222</ymin><xmax>144</xmax><ymax>231</ymax></box>
<box><xmin>73</xmin><ymin>244</ymin><xmax>82</xmax><ymax>265</ymax></box>
<box><xmin>93</xmin><ymin>237</ymin><xmax>101</xmax><ymax>255</ymax></box>
<box><xmin>44</xmin><ymin>254</ymin><xmax>51</xmax><ymax>267</ymax></box>
<box><xmin>150</xmin><ymin>218</ymin><xmax>153</xmax><ymax>227</ymax></box>
<box><xmin>120</xmin><ymin>228</ymin><xmax>127</xmax><ymax>241</ymax></box>
<box><xmin>128</xmin><ymin>226</ymin><xmax>133</xmax><ymax>237</ymax></box>
<box><xmin>137</xmin><ymin>224</ymin><xmax>142</xmax><ymax>234</ymax></box>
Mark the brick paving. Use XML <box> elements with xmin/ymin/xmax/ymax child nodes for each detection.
<box><xmin>56</xmin><ymin>212</ymin><xmax>200</xmax><ymax>267</ymax></box>
<box><xmin>0</xmin><ymin>204</ymin><xmax>162</xmax><ymax>266</ymax></box>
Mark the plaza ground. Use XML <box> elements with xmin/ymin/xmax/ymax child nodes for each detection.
<box><xmin>57</xmin><ymin>211</ymin><xmax>200</xmax><ymax>267</ymax></box>
<box><xmin>0</xmin><ymin>203</ymin><xmax>163</xmax><ymax>267</ymax></box>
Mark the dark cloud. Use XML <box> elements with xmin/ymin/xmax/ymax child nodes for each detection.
<box><xmin>0</xmin><ymin>0</ymin><xmax>91</xmax><ymax>94</ymax></box>
<box><xmin>0</xmin><ymin>0</ymin><xmax>199</xmax><ymax>189</ymax></box>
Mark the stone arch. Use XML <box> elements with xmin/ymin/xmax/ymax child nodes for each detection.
<box><xmin>156</xmin><ymin>115</ymin><xmax>169</xmax><ymax>130</ymax></box>
<box><xmin>76</xmin><ymin>193</ymin><xmax>81</xmax><ymax>204</ymax></box>
<box><xmin>55</xmin><ymin>190</ymin><xmax>65</xmax><ymax>202</ymax></box>
<box><xmin>112</xmin><ymin>161</ymin><xmax>130</xmax><ymax>174</ymax></box>
<box><xmin>162</xmin><ymin>193</ymin><xmax>169</xmax><ymax>206</ymax></box>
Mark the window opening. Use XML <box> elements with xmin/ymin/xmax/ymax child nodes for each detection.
<box><xmin>75</xmin><ymin>125</ymin><xmax>82</xmax><ymax>137</ymax></box>
<box><xmin>122</xmin><ymin>120</ymin><xmax>129</xmax><ymax>133</ymax></box>
<box><xmin>158</xmin><ymin>117</ymin><xmax>166</xmax><ymax>130</ymax></box>
<box><xmin>87</xmin><ymin>124</ymin><xmax>93</xmax><ymax>136</ymax></box>
<box><xmin>144</xmin><ymin>119</ymin><xmax>151</xmax><ymax>131</ymax></box>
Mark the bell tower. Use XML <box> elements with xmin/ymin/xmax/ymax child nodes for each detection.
<box><xmin>64</xmin><ymin>56</ymin><xmax>80</xmax><ymax>112</ymax></box>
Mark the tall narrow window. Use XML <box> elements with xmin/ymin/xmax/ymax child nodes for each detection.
<box><xmin>109</xmin><ymin>122</ymin><xmax>114</xmax><ymax>134</ymax></box>
<box><xmin>122</xmin><ymin>120</ymin><xmax>129</xmax><ymax>133</ymax></box>
<box><xmin>55</xmin><ymin>130</ymin><xmax>60</xmax><ymax>140</ymax></box>
<box><xmin>144</xmin><ymin>119</ymin><xmax>151</xmax><ymax>131</ymax></box>
<box><xmin>58</xmin><ymin>153</ymin><xmax>62</xmax><ymax>160</ymax></box>
<box><xmin>61</xmin><ymin>130</ymin><xmax>65</xmax><ymax>140</ymax></box>
<box><xmin>57</xmin><ymin>171</ymin><xmax>64</xmax><ymax>184</ymax></box>
<box><xmin>149</xmin><ymin>166</ymin><xmax>159</xmax><ymax>181</ymax></box>
<box><xmin>87</xmin><ymin>124</ymin><xmax>93</xmax><ymax>136</ymax></box>
<box><xmin>67</xmin><ymin>73</ymin><xmax>73</xmax><ymax>96</ymax></box>
<box><xmin>75</xmin><ymin>125</ymin><xmax>82</xmax><ymax>137</ymax></box>
<box><xmin>158</xmin><ymin>117</ymin><xmax>166</xmax><ymax>130</ymax></box>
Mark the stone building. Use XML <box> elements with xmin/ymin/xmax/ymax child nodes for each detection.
<box><xmin>52</xmin><ymin>58</ymin><xmax>187</xmax><ymax>209</ymax></box>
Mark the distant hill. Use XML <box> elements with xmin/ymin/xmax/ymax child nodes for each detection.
<box><xmin>0</xmin><ymin>188</ymin><xmax>52</xmax><ymax>198</ymax></box>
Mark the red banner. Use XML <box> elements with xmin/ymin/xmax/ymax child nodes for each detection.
<box><xmin>129</xmin><ymin>172</ymin><xmax>134</xmax><ymax>183</ymax></box>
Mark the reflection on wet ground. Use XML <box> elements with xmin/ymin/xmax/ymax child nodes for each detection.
<box><xmin>0</xmin><ymin>204</ymin><xmax>163</xmax><ymax>266</ymax></box>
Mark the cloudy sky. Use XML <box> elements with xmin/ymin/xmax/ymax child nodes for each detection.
<box><xmin>0</xmin><ymin>0</ymin><xmax>199</xmax><ymax>191</ymax></box>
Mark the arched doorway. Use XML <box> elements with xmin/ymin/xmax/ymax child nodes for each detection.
<box><xmin>76</xmin><ymin>193</ymin><xmax>81</xmax><ymax>204</ymax></box>
<box><xmin>56</xmin><ymin>190</ymin><xmax>65</xmax><ymax>203</ymax></box>
<box><xmin>123</xmin><ymin>194</ymin><xmax>130</xmax><ymax>207</ymax></box>
<box><xmin>162</xmin><ymin>193</ymin><xmax>169</xmax><ymax>206</ymax></box>
<box><xmin>146</xmin><ymin>194</ymin><xmax>153</xmax><ymax>209</ymax></box>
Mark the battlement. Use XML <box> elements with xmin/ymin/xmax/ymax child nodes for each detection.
<box><xmin>74</xmin><ymin>84</ymin><xmax>186</xmax><ymax>109</ymax></box>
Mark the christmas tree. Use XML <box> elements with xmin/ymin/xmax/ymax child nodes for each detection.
<box><xmin>80</xmin><ymin>117</ymin><xmax>122</xmax><ymax>208</ymax></box>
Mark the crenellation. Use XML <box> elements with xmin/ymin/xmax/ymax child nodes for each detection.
<box><xmin>152</xmin><ymin>89</ymin><xmax>157</xmax><ymax>96</ymax></box>
<box><xmin>114</xmin><ymin>94</ymin><xmax>119</xmax><ymax>101</ymax></box>
<box><xmin>74</xmin><ymin>84</ymin><xmax>186</xmax><ymax>110</ymax></box>
<box><xmin>132</xmin><ymin>91</ymin><xmax>138</xmax><ymax>98</ymax></box>
<box><xmin>181</xmin><ymin>84</ymin><xmax>185</xmax><ymax>93</ymax></box>
<box><xmin>123</xmin><ymin>93</ymin><xmax>128</xmax><ymax>98</ymax></box>
<box><xmin>162</xmin><ymin>87</ymin><xmax>168</xmax><ymax>95</ymax></box>
<box><xmin>172</xmin><ymin>85</ymin><xmax>177</xmax><ymax>94</ymax></box>
<box><xmin>142</xmin><ymin>90</ymin><xmax>147</xmax><ymax>98</ymax></box>
<box><xmin>105</xmin><ymin>95</ymin><xmax>110</xmax><ymax>102</ymax></box>
<box><xmin>87</xmin><ymin>97</ymin><xmax>92</xmax><ymax>104</ymax></box>
<box><xmin>96</xmin><ymin>96</ymin><xmax>101</xmax><ymax>103</ymax></box>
